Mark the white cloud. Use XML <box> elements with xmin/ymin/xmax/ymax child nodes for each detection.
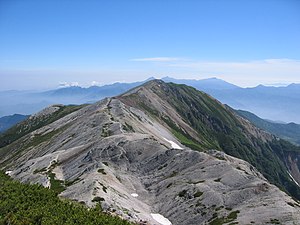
<box><xmin>90</xmin><ymin>81</ymin><xmax>103</xmax><ymax>86</ymax></box>
<box><xmin>131</xmin><ymin>57</ymin><xmax>182</xmax><ymax>62</ymax></box>
<box><xmin>59</xmin><ymin>81</ymin><xmax>80</xmax><ymax>88</ymax></box>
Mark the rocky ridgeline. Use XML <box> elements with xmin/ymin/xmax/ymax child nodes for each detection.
<box><xmin>1</xmin><ymin>81</ymin><xmax>300</xmax><ymax>225</ymax></box>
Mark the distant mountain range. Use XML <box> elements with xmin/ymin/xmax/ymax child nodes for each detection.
<box><xmin>162</xmin><ymin>76</ymin><xmax>240</xmax><ymax>91</ymax></box>
<box><xmin>0</xmin><ymin>79</ymin><xmax>150</xmax><ymax>118</ymax></box>
<box><xmin>42</xmin><ymin>79</ymin><xmax>151</xmax><ymax>99</ymax></box>
<box><xmin>1</xmin><ymin>77</ymin><xmax>300</xmax><ymax>123</ymax></box>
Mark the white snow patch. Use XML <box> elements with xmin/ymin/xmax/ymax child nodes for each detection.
<box><xmin>163</xmin><ymin>138</ymin><xmax>183</xmax><ymax>149</ymax></box>
<box><xmin>131</xmin><ymin>193</ymin><xmax>138</xmax><ymax>197</ymax></box>
<box><xmin>5</xmin><ymin>171</ymin><xmax>12</xmax><ymax>176</ymax></box>
<box><xmin>288</xmin><ymin>171</ymin><xmax>300</xmax><ymax>187</ymax></box>
<box><xmin>151</xmin><ymin>213</ymin><xmax>172</xmax><ymax>225</ymax></box>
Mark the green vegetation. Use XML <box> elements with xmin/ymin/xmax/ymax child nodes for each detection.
<box><xmin>269</xmin><ymin>218</ymin><xmax>280</xmax><ymax>224</ymax></box>
<box><xmin>0</xmin><ymin>104</ymin><xmax>85</xmax><ymax>148</ymax></box>
<box><xmin>0</xmin><ymin>126</ymin><xmax>68</xmax><ymax>168</ymax></box>
<box><xmin>166</xmin><ymin>183</ymin><xmax>172</xmax><ymax>188</ymax></box>
<box><xmin>209</xmin><ymin>210</ymin><xmax>240</xmax><ymax>225</ymax></box>
<box><xmin>167</xmin><ymin>171</ymin><xmax>178</xmax><ymax>178</ymax></box>
<box><xmin>33</xmin><ymin>162</ymin><xmax>83</xmax><ymax>194</ymax></box>
<box><xmin>190</xmin><ymin>180</ymin><xmax>205</xmax><ymax>184</ymax></box>
<box><xmin>237</xmin><ymin>109</ymin><xmax>300</xmax><ymax>145</ymax></box>
<box><xmin>103</xmin><ymin>162</ymin><xmax>109</xmax><ymax>166</ymax></box>
<box><xmin>92</xmin><ymin>196</ymin><xmax>105</xmax><ymax>203</ymax></box>
<box><xmin>178</xmin><ymin>190</ymin><xmax>187</xmax><ymax>197</ymax></box>
<box><xmin>64</xmin><ymin>177</ymin><xmax>81</xmax><ymax>187</ymax></box>
<box><xmin>161</xmin><ymin>116</ymin><xmax>204</xmax><ymax>151</ymax></box>
<box><xmin>98</xmin><ymin>182</ymin><xmax>108</xmax><ymax>193</ymax></box>
<box><xmin>48</xmin><ymin>172</ymin><xmax>65</xmax><ymax>194</ymax></box>
<box><xmin>227</xmin><ymin>211</ymin><xmax>240</xmax><ymax>220</ymax></box>
<box><xmin>138</xmin><ymin>102</ymin><xmax>160</xmax><ymax>118</ymax></box>
<box><xmin>193</xmin><ymin>191</ymin><xmax>203</xmax><ymax>198</ymax></box>
<box><xmin>101</xmin><ymin>129</ymin><xmax>112</xmax><ymax>137</ymax></box>
<box><xmin>101</xmin><ymin>123</ymin><xmax>113</xmax><ymax>137</ymax></box>
<box><xmin>0</xmin><ymin>171</ymin><xmax>132</xmax><ymax>225</ymax></box>
<box><xmin>172</xmin><ymin>129</ymin><xmax>203</xmax><ymax>151</ymax></box>
<box><xmin>98</xmin><ymin>168</ymin><xmax>107</xmax><ymax>175</ymax></box>
<box><xmin>158</xmin><ymin>163</ymin><xmax>168</xmax><ymax>170</ymax></box>
<box><xmin>25</xmin><ymin>128</ymin><xmax>63</xmax><ymax>149</ymax></box>
<box><xmin>33</xmin><ymin>167</ymin><xmax>47</xmax><ymax>174</ymax></box>
<box><xmin>33</xmin><ymin>162</ymin><xmax>82</xmax><ymax>194</ymax></box>
<box><xmin>215</xmin><ymin>206</ymin><xmax>224</xmax><ymax>211</ymax></box>
<box><xmin>122</xmin><ymin>122</ymin><xmax>134</xmax><ymax>132</ymax></box>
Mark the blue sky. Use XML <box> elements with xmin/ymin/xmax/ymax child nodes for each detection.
<box><xmin>0</xmin><ymin>0</ymin><xmax>300</xmax><ymax>90</ymax></box>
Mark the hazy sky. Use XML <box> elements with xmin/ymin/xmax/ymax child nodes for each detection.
<box><xmin>0</xmin><ymin>0</ymin><xmax>300</xmax><ymax>90</ymax></box>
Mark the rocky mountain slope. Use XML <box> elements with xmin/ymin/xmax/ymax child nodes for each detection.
<box><xmin>1</xmin><ymin>80</ymin><xmax>300</xmax><ymax>224</ymax></box>
<box><xmin>119</xmin><ymin>80</ymin><xmax>300</xmax><ymax>199</ymax></box>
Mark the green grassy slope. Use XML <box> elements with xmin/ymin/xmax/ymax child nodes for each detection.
<box><xmin>0</xmin><ymin>171</ymin><xmax>132</xmax><ymax>225</ymax></box>
<box><xmin>237</xmin><ymin>109</ymin><xmax>300</xmax><ymax>145</ymax></box>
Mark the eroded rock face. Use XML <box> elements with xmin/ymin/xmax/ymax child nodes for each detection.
<box><xmin>2</xmin><ymin>81</ymin><xmax>300</xmax><ymax>224</ymax></box>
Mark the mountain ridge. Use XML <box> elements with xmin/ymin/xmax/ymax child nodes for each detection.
<box><xmin>119</xmin><ymin>80</ymin><xmax>300</xmax><ymax>197</ymax></box>
<box><xmin>1</xmin><ymin>80</ymin><xmax>300</xmax><ymax>224</ymax></box>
